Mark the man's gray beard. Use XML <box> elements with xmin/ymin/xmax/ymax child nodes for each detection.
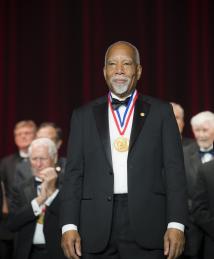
<box><xmin>112</xmin><ymin>84</ymin><xmax>129</xmax><ymax>95</ymax></box>
<box><xmin>110</xmin><ymin>77</ymin><xmax>131</xmax><ymax>95</ymax></box>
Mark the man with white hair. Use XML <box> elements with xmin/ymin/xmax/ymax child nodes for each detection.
<box><xmin>183</xmin><ymin>111</ymin><xmax>214</xmax><ymax>258</ymax></box>
<box><xmin>8</xmin><ymin>138</ymin><xmax>65</xmax><ymax>259</ymax></box>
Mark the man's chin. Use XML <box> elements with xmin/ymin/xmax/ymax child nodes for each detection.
<box><xmin>112</xmin><ymin>86</ymin><xmax>130</xmax><ymax>97</ymax></box>
<box><xmin>198</xmin><ymin>141</ymin><xmax>212</xmax><ymax>149</ymax></box>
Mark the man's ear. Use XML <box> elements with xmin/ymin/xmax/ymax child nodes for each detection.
<box><xmin>103</xmin><ymin>67</ymin><xmax>106</xmax><ymax>80</ymax></box>
<box><xmin>137</xmin><ymin>65</ymin><xmax>142</xmax><ymax>80</ymax></box>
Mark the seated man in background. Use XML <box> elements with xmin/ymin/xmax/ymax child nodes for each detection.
<box><xmin>15</xmin><ymin>122</ymin><xmax>66</xmax><ymax>185</ymax></box>
<box><xmin>183</xmin><ymin>111</ymin><xmax>214</xmax><ymax>259</ymax></box>
<box><xmin>170</xmin><ymin>102</ymin><xmax>194</xmax><ymax>147</ymax></box>
<box><xmin>0</xmin><ymin>120</ymin><xmax>37</xmax><ymax>259</ymax></box>
<box><xmin>192</xmin><ymin>159</ymin><xmax>214</xmax><ymax>259</ymax></box>
<box><xmin>8</xmin><ymin>138</ymin><xmax>66</xmax><ymax>259</ymax></box>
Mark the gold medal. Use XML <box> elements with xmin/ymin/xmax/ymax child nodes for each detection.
<box><xmin>114</xmin><ymin>137</ymin><xmax>129</xmax><ymax>152</ymax></box>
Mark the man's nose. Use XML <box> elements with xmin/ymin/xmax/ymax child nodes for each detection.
<box><xmin>115</xmin><ymin>64</ymin><xmax>124</xmax><ymax>74</ymax></box>
<box><xmin>34</xmin><ymin>159</ymin><xmax>42</xmax><ymax>168</ymax></box>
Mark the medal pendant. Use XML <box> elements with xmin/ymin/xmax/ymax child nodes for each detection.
<box><xmin>114</xmin><ymin>137</ymin><xmax>129</xmax><ymax>152</ymax></box>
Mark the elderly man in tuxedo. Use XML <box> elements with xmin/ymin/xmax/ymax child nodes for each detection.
<box><xmin>8</xmin><ymin>138</ymin><xmax>66</xmax><ymax>259</ymax></box>
<box><xmin>183</xmin><ymin>111</ymin><xmax>214</xmax><ymax>258</ymax></box>
<box><xmin>192</xmin><ymin>159</ymin><xmax>214</xmax><ymax>259</ymax></box>
<box><xmin>192</xmin><ymin>160</ymin><xmax>214</xmax><ymax>259</ymax></box>
<box><xmin>15</xmin><ymin>122</ymin><xmax>66</xmax><ymax>185</ymax></box>
<box><xmin>60</xmin><ymin>41</ymin><xmax>188</xmax><ymax>259</ymax></box>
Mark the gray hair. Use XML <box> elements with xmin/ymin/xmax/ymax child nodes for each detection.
<box><xmin>28</xmin><ymin>137</ymin><xmax>57</xmax><ymax>161</ymax></box>
<box><xmin>104</xmin><ymin>41</ymin><xmax>141</xmax><ymax>65</ymax></box>
<box><xmin>191</xmin><ymin>111</ymin><xmax>214</xmax><ymax>128</ymax></box>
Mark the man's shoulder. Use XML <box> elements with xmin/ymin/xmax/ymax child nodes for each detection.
<box><xmin>0</xmin><ymin>153</ymin><xmax>20</xmax><ymax>172</ymax></box>
<box><xmin>0</xmin><ymin>153</ymin><xmax>19</xmax><ymax>164</ymax></box>
<box><xmin>141</xmin><ymin>94</ymin><xmax>170</xmax><ymax>107</ymax></box>
<box><xmin>72</xmin><ymin>96</ymin><xmax>107</xmax><ymax>114</ymax></box>
<box><xmin>183</xmin><ymin>141</ymin><xmax>198</xmax><ymax>155</ymax></box>
<box><xmin>183</xmin><ymin>141</ymin><xmax>199</xmax><ymax>159</ymax></box>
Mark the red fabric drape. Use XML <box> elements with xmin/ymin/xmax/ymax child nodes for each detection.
<box><xmin>0</xmin><ymin>0</ymin><xmax>214</xmax><ymax>156</ymax></box>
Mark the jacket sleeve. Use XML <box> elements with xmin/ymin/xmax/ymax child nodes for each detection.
<box><xmin>59</xmin><ymin>109</ymin><xmax>84</xmax><ymax>229</ymax></box>
<box><xmin>7</xmin><ymin>184</ymin><xmax>37</xmax><ymax>232</ymax></box>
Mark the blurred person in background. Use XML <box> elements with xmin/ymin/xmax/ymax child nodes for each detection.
<box><xmin>0</xmin><ymin>120</ymin><xmax>37</xmax><ymax>259</ymax></box>
<box><xmin>8</xmin><ymin>138</ymin><xmax>66</xmax><ymax>259</ymax></box>
<box><xmin>183</xmin><ymin>111</ymin><xmax>214</xmax><ymax>259</ymax></box>
<box><xmin>170</xmin><ymin>102</ymin><xmax>194</xmax><ymax>147</ymax></box>
<box><xmin>15</xmin><ymin>122</ymin><xmax>66</xmax><ymax>185</ymax></box>
<box><xmin>192</xmin><ymin>159</ymin><xmax>214</xmax><ymax>259</ymax></box>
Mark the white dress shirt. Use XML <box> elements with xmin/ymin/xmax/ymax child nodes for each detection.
<box><xmin>31</xmin><ymin>180</ymin><xmax>59</xmax><ymax>244</ymax></box>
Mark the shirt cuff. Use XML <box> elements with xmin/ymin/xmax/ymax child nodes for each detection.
<box><xmin>45</xmin><ymin>189</ymin><xmax>59</xmax><ymax>207</ymax></box>
<box><xmin>62</xmin><ymin>224</ymin><xmax>78</xmax><ymax>234</ymax></box>
<box><xmin>31</xmin><ymin>198</ymin><xmax>42</xmax><ymax>216</ymax></box>
<box><xmin>167</xmin><ymin>222</ymin><xmax>185</xmax><ymax>232</ymax></box>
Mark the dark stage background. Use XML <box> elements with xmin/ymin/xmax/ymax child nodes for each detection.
<box><xmin>0</xmin><ymin>0</ymin><xmax>214</xmax><ymax>157</ymax></box>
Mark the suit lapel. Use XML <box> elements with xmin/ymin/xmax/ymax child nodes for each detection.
<box><xmin>93</xmin><ymin>99</ymin><xmax>113</xmax><ymax>169</ymax></box>
<box><xmin>24</xmin><ymin>178</ymin><xmax>37</xmax><ymax>203</ymax></box>
<box><xmin>190</xmin><ymin>151</ymin><xmax>201</xmax><ymax>177</ymax></box>
<box><xmin>129</xmin><ymin>95</ymin><xmax>150</xmax><ymax>153</ymax></box>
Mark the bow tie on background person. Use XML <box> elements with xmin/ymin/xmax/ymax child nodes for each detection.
<box><xmin>34</xmin><ymin>178</ymin><xmax>42</xmax><ymax>188</ymax></box>
<box><xmin>111</xmin><ymin>96</ymin><xmax>131</xmax><ymax>110</ymax></box>
<box><xmin>199</xmin><ymin>149</ymin><xmax>214</xmax><ymax>156</ymax></box>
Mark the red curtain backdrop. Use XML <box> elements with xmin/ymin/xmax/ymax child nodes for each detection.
<box><xmin>0</xmin><ymin>0</ymin><xmax>214</xmax><ymax>156</ymax></box>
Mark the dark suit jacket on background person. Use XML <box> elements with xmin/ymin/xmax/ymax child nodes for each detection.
<box><xmin>44</xmin><ymin>194</ymin><xmax>66</xmax><ymax>259</ymax></box>
<box><xmin>182</xmin><ymin>137</ymin><xmax>195</xmax><ymax>148</ymax></box>
<box><xmin>60</xmin><ymin>93</ymin><xmax>188</xmax><ymax>253</ymax></box>
<box><xmin>183</xmin><ymin>142</ymin><xmax>204</xmax><ymax>256</ymax></box>
<box><xmin>0</xmin><ymin>181</ymin><xmax>3</xmax><ymax>220</ymax></box>
<box><xmin>192</xmin><ymin>159</ymin><xmax>214</xmax><ymax>259</ymax></box>
<box><xmin>0</xmin><ymin>153</ymin><xmax>23</xmax><ymax>251</ymax></box>
<box><xmin>8</xmin><ymin>176</ymin><xmax>66</xmax><ymax>259</ymax></box>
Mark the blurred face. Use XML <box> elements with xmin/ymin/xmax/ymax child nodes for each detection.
<box><xmin>103</xmin><ymin>43</ymin><xmax>142</xmax><ymax>98</ymax></box>
<box><xmin>37</xmin><ymin>127</ymin><xmax>57</xmax><ymax>143</ymax></box>
<box><xmin>14</xmin><ymin>126</ymin><xmax>35</xmax><ymax>151</ymax></box>
<box><xmin>36</xmin><ymin>126</ymin><xmax>62</xmax><ymax>149</ymax></box>
<box><xmin>192</xmin><ymin>121</ymin><xmax>214</xmax><ymax>149</ymax></box>
<box><xmin>30</xmin><ymin>145</ymin><xmax>55</xmax><ymax>178</ymax></box>
<box><xmin>173</xmin><ymin>107</ymin><xmax>184</xmax><ymax>134</ymax></box>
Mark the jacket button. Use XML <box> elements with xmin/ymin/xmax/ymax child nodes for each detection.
<box><xmin>107</xmin><ymin>196</ymin><xmax>112</xmax><ymax>201</ymax></box>
<box><xmin>109</xmin><ymin>171</ymin><xmax>113</xmax><ymax>175</ymax></box>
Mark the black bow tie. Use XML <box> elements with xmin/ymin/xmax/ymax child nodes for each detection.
<box><xmin>198</xmin><ymin>149</ymin><xmax>214</xmax><ymax>157</ymax></box>
<box><xmin>34</xmin><ymin>179</ymin><xmax>42</xmax><ymax>188</ymax></box>
<box><xmin>111</xmin><ymin>97</ymin><xmax>131</xmax><ymax>110</ymax></box>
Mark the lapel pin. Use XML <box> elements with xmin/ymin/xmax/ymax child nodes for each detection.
<box><xmin>140</xmin><ymin>112</ymin><xmax>145</xmax><ymax>117</ymax></box>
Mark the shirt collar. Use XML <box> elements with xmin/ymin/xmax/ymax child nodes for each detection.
<box><xmin>110</xmin><ymin>90</ymin><xmax>136</xmax><ymax>101</ymax></box>
<box><xmin>200</xmin><ymin>144</ymin><xmax>213</xmax><ymax>152</ymax></box>
<box><xmin>19</xmin><ymin>150</ymin><xmax>29</xmax><ymax>158</ymax></box>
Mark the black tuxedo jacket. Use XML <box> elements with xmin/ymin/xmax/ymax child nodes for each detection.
<box><xmin>8</xmin><ymin>177</ymin><xmax>66</xmax><ymax>259</ymax></box>
<box><xmin>192</xmin><ymin>160</ymin><xmax>214</xmax><ymax>258</ymax></box>
<box><xmin>183</xmin><ymin>142</ymin><xmax>202</xmax><ymax>201</ymax></box>
<box><xmin>60</xmin><ymin>94</ymin><xmax>188</xmax><ymax>253</ymax></box>
<box><xmin>0</xmin><ymin>152</ymin><xmax>23</xmax><ymax>240</ymax></box>
<box><xmin>182</xmin><ymin>140</ymin><xmax>205</xmax><ymax>255</ymax></box>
